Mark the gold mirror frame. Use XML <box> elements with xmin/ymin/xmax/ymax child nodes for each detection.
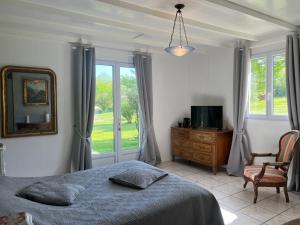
<box><xmin>1</xmin><ymin>65</ymin><xmax>57</xmax><ymax>138</ymax></box>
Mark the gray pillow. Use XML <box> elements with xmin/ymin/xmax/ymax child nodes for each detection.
<box><xmin>109</xmin><ymin>167</ymin><xmax>168</xmax><ymax>189</ymax></box>
<box><xmin>16</xmin><ymin>181</ymin><xmax>85</xmax><ymax>206</ymax></box>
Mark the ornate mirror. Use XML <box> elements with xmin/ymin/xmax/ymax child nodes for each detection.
<box><xmin>1</xmin><ymin>66</ymin><xmax>57</xmax><ymax>138</ymax></box>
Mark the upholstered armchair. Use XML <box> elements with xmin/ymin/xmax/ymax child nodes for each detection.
<box><xmin>243</xmin><ymin>130</ymin><xmax>300</xmax><ymax>203</ymax></box>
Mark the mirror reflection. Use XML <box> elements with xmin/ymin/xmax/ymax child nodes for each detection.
<box><xmin>1</xmin><ymin>66</ymin><xmax>57</xmax><ymax>137</ymax></box>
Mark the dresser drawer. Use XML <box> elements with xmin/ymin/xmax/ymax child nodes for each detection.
<box><xmin>181</xmin><ymin>149</ymin><xmax>194</xmax><ymax>160</ymax></box>
<box><xmin>173</xmin><ymin>137</ymin><xmax>191</xmax><ymax>148</ymax></box>
<box><xmin>172</xmin><ymin>129</ymin><xmax>190</xmax><ymax>139</ymax></box>
<box><xmin>172</xmin><ymin>145</ymin><xmax>183</xmax><ymax>156</ymax></box>
<box><xmin>191</xmin><ymin>132</ymin><xmax>215</xmax><ymax>143</ymax></box>
<box><xmin>192</xmin><ymin>142</ymin><xmax>213</xmax><ymax>153</ymax></box>
<box><xmin>193</xmin><ymin>152</ymin><xmax>212</xmax><ymax>163</ymax></box>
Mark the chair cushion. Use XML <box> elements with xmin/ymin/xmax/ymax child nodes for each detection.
<box><xmin>244</xmin><ymin>165</ymin><xmax>287</xmax><ymax>183</ymax></box>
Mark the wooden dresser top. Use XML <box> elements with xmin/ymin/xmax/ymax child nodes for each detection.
<box><xmin>171</xmin><ymin>127</ymin><xmax>232</xmax><ymax>134</ymax></box>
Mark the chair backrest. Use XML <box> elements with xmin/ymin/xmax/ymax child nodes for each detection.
<box><xmin>277</xmin><ymin>130</ymin><xmax>300</xmax><ymax>164</ymax></box>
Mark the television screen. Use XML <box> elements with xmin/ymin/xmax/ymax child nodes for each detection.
<box><xmin>191</xmin><ymin>106</ymin><xmax>223</xmax><ymax>130</ymax></box>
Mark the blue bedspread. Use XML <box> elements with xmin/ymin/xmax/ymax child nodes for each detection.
<box><xmin>0</xmin><ymin>160</ymin><xmax>224</xmax><ymax>225</ymax></box>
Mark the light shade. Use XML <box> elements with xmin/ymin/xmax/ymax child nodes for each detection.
<box><xmin>164</xmin><ymin>45</ymin><xmax>195</xmax><ymax>57</ymax></box>
<box><xmin>165</xmin><ymin>4</ymin><xmax>195</xmax><ymax>57</ymax></box>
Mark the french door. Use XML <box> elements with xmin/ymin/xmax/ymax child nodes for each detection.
<box><xmin>92</xmin><ymin>61</ymin><xmax>140</xmax><ymax>163</ymax></box>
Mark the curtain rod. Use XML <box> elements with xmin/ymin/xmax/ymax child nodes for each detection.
<box><xmin>69</xmin><ymin>42</ymin><xmax>152</xmax><ymax>56</ymax></box>
<box><xmin>69</xmin><ymin>42</ymin><xmax>93</xmax><ymax>47</ymax></box>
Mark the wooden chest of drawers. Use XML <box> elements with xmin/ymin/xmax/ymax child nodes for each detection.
<box><xmin>171</xmin><ymin>127</ymin><xmax>233</xmax><ymax>174</ymax></box>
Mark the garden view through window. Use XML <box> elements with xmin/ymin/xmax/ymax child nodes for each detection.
<box><xmin>249</xmin><ymin>53</ymin><xmax>288</xmax><ymax>117</ymax></box>
<box><xmin>92</xmin><ymin>64</ymin><xmax>140</xmax><ymax>154</ymax></box>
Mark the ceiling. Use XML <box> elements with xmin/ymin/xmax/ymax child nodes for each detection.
<box><xmin>0</xmin><ymin>0</ymin><xmax>299</xmax><ymax>51</ymax></box>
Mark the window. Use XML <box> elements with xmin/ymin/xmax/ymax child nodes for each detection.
<box><xmin>248</xmin><ymin>52</ymin><xmax>288</xmax><ymax>119</ymax></box>
<box><xmin>92</xmin><ymin>62</ymin><xmax>140</xmax><ymax>158</ymax></box>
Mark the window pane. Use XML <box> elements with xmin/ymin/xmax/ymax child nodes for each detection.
<box><xmin>92</xmin><ymin>65</ymin><xmax>114</xmax><ymax>154</ymax></box>
<box><xmin>250</xmin><ymin>57</ymin><xmax>267</xmax><ymax>115</ymax></box>
<box><xmin>273</xmin><ymin>54</ymin><xmax>288</xmax><ymax>115</ymax></box>
<box><xmin>120</xmin><ymin>67</ymin><xmax>139</xmax><ymax>150</ymax></box>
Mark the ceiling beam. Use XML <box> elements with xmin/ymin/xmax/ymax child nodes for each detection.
<box><xmin>97</xmin><ymin>0</ymin><xmax>256</xmax><ymax>41</ymax></box>
<box><xmin>12</xmin><ymin>0</ymin><xmax>225</xmax><ymax>47</ymax></box>
<box><xmin>0</xmin><ymin>26</ymin><xmax>165</xmax><ymax>54</ymax></box>
<box><xmin>205</xmin><ymin>0</ymin><xmax>298</xmax><ymax>31</ymax></box>
<box><xmin>0</xmin><ymin>4</ymin><xmax>224</xmax><ymax>48</ymax></box>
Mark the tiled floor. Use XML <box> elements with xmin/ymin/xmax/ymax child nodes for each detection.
<box><xmin>157</xmin><ymin>160</ymin><xmax>300</xmax><ymax>225</ymax></box>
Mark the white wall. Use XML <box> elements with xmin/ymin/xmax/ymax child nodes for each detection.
<box><xmin>246</xmin><ymin>120</ymin><xmax>290</xmax><ymax>163</ymax></box>
<box><xmin>152</xmin><ymin>54</ymin><xmax>189</xmax><ymax>161</ymax></box>
<box><xmin>0</xmin><ymin>35</ymin><xmax>72</xmax><ymax>177</ymax></box>
<box><xmin>187</xmin><ymin>47</ymin><xmax>234</xmax><ymax>130</ymax></box>
<box><xmin>0</xmin><ymin>34</ymin><xmax>189</xmax><ymax>176</ymax></box>
<box><xmin>187</xmin><ymin>45</ymin><xmax>290</xmax><ymax>163</ymax></box>
<box><xmin>0</xmin><ymin>33</ymin><xmax>288</xmax><ymax>176</ymax></box>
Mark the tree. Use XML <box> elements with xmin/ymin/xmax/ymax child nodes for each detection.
<box><xmin>251</xmin><ymin>58</ymin><xmax>267</xmax><ymax>101</ymax></box>
<box><xmin>95</xmin><ymin>79</ymin><xmax>113</xmax><ymax>113</ymax></box>
<box><xmin>121</xmin><ymin>73</ymin><xmax>139</xmax><ymax>124</ymax></box>
<box><xmin>121</xmin><ymin>102</ymin><xmax>135</xmax><ymax>123</ymax></box>
<box><xmin>273</xmin><ymin>55</ymin><xmax>286</xmax><ymax>97</ymax></box>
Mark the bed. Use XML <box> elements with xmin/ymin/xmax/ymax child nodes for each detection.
<box><xmin>0</xmin><ymin>160</ymin><xmax>224</xmax><ymax>225</ymax></box>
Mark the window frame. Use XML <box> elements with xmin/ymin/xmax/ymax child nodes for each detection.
<box><xmin>92</xmin><ymin>60</ymin><xmax>141</xmax><ymax>160</ymax></box>
<box><xmin>247</xmin><ymin>50</ymin><xmax>288</xmax><ymax>121</ymax></box>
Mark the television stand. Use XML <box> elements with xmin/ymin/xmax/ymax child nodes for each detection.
<box><xmin>171</xmin><ymin>127</ymin><xmax>233</xmax><ymax>174</ymax></box>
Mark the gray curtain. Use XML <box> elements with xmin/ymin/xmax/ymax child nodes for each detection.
<box><xmin>70</xmin><ymin>45</ymin><xmax>96</xmax><ymax>172</ymax></box>
<box><xmin>286</xmin><ymin>32</ymin><xmax>300</xmax><ymax>191</ymax></box>
<box><xmin>133</xmin><ymin>53</ymin><xmax>161</xmax><ymax>165</ymax></box>
<box><xmin>227</xmin><ymin>44</ymin><xmax>252</xmax><ymax>176</ymax></box>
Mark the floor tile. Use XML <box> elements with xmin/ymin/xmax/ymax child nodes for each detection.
<box><xmin>281</xmin><ymin>207</ymin><xmax>300</xmax><ymax>220</ymax></box>
<box><xmin>222</xmin><ymin>210</ymin><xmax>262</xmax><ymax>225</ymax></box>
<box><xmin>172</xmin><ymin>169</ymin><xmax>195</xmax><ymax>177</ymax></box>
<box><xmin>219</xmin><ymin>196</ymin><xmax>251</xmax><ymax>211</ymax></box>
<box><xmin>293</xmin><ymin>202</ymin><xmax>300</xmax><ymax>209</ymax></box>
<box><xmin>184</xmin><ymin>173</ymin><xmax>208</xmax><ymax>182</ymax></box>
<box><xmin>239</xmin><ymin>205</ymin><xmax>278</xmax><ymax>222</ymax></box>
<box><xmin>256</xmin><ymin>198</ymin><xmax>293</xmax><ymax>214</ymax></box>
<box><xmin>194</xmin><ymin>181</ymin><xmax>211</xmax><ymax>190</ymax></box>
<box><xmin>265</xmin><ymin>214</ymin><xmax>294</xmax><ymax>225</ymax></box>
<box><xmin>215</xmin><ymin>182</ymin><xmax>244</xmax><ymax>195</ymax></box>
<box><xmin>210</xmin><ymin>189</ymin><xmax>230</xmax><ymax>200</ymax></box>
<box><xmin>269</xmin><ymin>194</ymin><xmax>299</xmax><ymax>206</ymax></box>
<box><xmin>233</xmin><ymin>189</ymin><xmax>274</xmax><ymax>203</ymax></box>
<box><xmin>197</xmin><ymin>177</ymin><xmax>226</xmax><ymax>187</ymax></box>
<box><xmin>288</xmin><ymin>192</ymin><xmax>300</xmax><ymax>203</ymax></box>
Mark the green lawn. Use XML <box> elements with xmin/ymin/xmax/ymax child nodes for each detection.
<box><xmin>250</xmin><ymin>97</ymin><xmax>288</xmax><ymax>115</ymax></box>
<box><xmin>92</xmin><ymin>112</ymin><xmax>139</xmax><ymax>154</ymax></box>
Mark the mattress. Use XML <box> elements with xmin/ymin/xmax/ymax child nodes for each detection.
<box><xmin>0</xmin><ymin>160</ymin><xmax>224</xmax><ymax>225</ymax></box>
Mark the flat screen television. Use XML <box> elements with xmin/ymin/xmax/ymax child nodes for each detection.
<box><xmin>191</xmin><ymin>106</ymin><xmax>223</xmax><ymax>130</ymax></box>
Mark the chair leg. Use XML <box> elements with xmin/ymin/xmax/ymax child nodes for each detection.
<box><xmin>243</xmin><ymin>180</ymin><xmax>248</xmax><ymax>189</ymax></box>
<box><xmin>284</xmin><ymin>185</ymin><xmax>289</xmax><ymax>203</ymax></box>
<box><xmin>276</xmin><ymin>187</ymin><xmax>280</xmax><ymax>194</ymax></box>
<box><xmin>253</xmin><ymin>185</ymin><xmax>258</xmax><ymax>204</ymax></box>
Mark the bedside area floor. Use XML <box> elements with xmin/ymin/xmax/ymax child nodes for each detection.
<box><xmin>157</xmin><ymin>160</ymin><xmax>300</xmax><ymax>225</ymax></box>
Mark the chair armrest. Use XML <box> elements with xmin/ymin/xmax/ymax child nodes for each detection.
<box><xmin>263</xmin><ymin>162</ymin><xmax>289</xmax><ymax>167</ymax></box>
<box><xmin>251</xmin><ymin>153</ymin><xmax>278</xmax><ymax>157</ymax></box>
<box><xmin>247</xmin><ymin>153</ymin><xmax>278</xmax><ymax>165</ymax></box>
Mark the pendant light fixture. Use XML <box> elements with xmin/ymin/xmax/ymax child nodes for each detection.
<box><xmin>165</xmin><ymin>4</ymin><xmax>195</xmax><ymax>57</ymax></box>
